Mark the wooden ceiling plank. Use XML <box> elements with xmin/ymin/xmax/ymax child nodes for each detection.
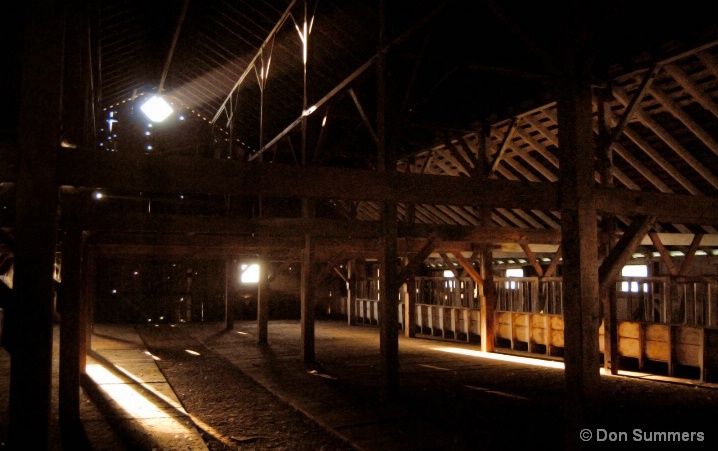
<box><xmin>663</xmin><ymin>63</ymin><xmax>718</xmax><ymax>121</ymax></box>
<box><xmin>495</xmin><ymin>208</ymin><xmax>528</xmax><ymax>228</ymax></box>
<box><xmin>613</xmin><ymin>86</ymin><xmax>718</xmax><ymax>191</ymax></box>
<box><xmin>648</xmin><ymin>84</ymin><xmax>718</xmax><ymax>158</ymax></box>
<box><xmin>513</xmin><ymin>126</ymin><xmax>559</xmax><ymax>167</ymax></box>
<box><xmin>609</xmin><ymin>141</ymin><xmax>673</xmax><ymax>192</ymax></box>
<box><xmin>511</xmin><ymin>209</ymin><xmax>544</xmax><ymax>229</ymax></box>
<box><xmin>522</xmin><ymin>114</ymin><xmax>559</xmax><ymax>147</ymax></box>
<box><xmin>604</xmin><ymin>102</ymin><xmax>700</xmax><ymax>194</ymax></box>
<box><xmin>446</xmin><ymin>138</ymin><xmax>476</xmax><ymax>173</ymax></box>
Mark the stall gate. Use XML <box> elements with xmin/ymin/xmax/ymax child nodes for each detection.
<box><xmin>350</xmin><ymin>274</ymin><xmax>718</xmax><ymax>380</ymax></box>
<box><xmin>414</xmin><ymin>277</ymin><xmax>481</xmax><ymax>342</ymax></box>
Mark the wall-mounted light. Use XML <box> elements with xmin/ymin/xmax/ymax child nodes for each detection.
<box><xmin>140</xmin><ymin>95</ymin><xmax>174</xmax><ymax>123</ymax></box>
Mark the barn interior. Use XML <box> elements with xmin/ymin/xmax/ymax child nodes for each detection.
<box><xmin>2</xmin><ymin>0</ymin><xmax>718</xmax><ymax>449</ymax></box>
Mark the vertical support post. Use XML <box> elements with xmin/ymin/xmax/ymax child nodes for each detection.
<box><xmin>9</xmin><ymin>0</ymin><xmax>63</xmax><ymax>448</ymax></box>
<box><xmin>81</xmin><ymin>243</ymin><xmax>96</xmax><ymax>364</ymax></box>
<box><xmin>225</xmin><ymin>258</ymin><xmax>234</xmax><ymax>330</ymax></box>
<box><xmin>477</xmin><ymin>123</ymin><xmax>496</xmax><ymax>353</ymax></box>
<box><xmin>301</xmin><ymin>234</ymin><xmax>316</xmax><ymax>363</ymax></box>
<box><xmin>379</xmin><ymin>203</ymin><xmax>399</xmax><ymax>399</ymax></box>
<box><xmin>404</xmin><ymin>257</ymin><xmax>417</xmax><ymax>338</ymax></box>
<box><xmin>185</xmin><ymin>268</ymin><xmax>193</xmax><ymax>322</ymax></box>
<box><xmin>257</xmin><ymin>257</ymin><xmax>269</xmax><ymax>343</ymax></box>
<box><xmin>597</xmin><ymin>87</ymin><xmax>619</xmax><ymax>375</ymax></box>
<box><xmin>347</xmin><ymin>259</ymin><xmax>356</xmax><ymax>325</ymax></box>
<box><xmin>480</xmin><ymin>248</ymin><xmax>496</xmax><ymax>352</ymax></box>
<box><xmin>58</xmin><ymin>191</ymin><xmax>85</xmax><ymax>432</ymax></box>
<box><xmin>556</xmin><ymin>4</ymin><xmax>600</xmax><ymax>448</ymax></box>
<box><xmin>377</xmin><ymin>0</ymin><xmax>400</xmax><ymax>401</ymax></box>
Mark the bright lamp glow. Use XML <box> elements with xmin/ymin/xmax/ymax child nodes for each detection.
<box><xmin>140</xmin><ymin>95</ymin><xmax>174</xmax><ymax>123</ymax></box>
<box><xmin>240</xmin><ymin>264</ymin><xmax>260</xmax><ymax>284</ymax></box>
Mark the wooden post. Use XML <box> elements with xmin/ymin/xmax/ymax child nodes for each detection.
<box><xmin>404</xmin><ymin>256</ymin><xmax>417</xmax><ymax>338</ymax></box>
<box><xmin>80</xmin><ymin>240</ymin><xmax>94</xmax><ymax>373</ymax></box>
<box><xmin>225</xmin><ymin>258</ymin><xmax>234</xmax><ymax>330</ymax></box>
<box><xmin>8</xmin><ymin>0</ymin><xmax>63</xmax><ymax>448</ymax></box>
<box><xmin>257</xmin><ymin>257</ymin><xmax>269</xmax><ymax>343</ymax></box>
<box><xmin>477</xmin><ymin>123</ymin><xmax>496</xmax><ymax>353</ymax></box>
<box><xmin>377</xmin><ymin>0</ymin><xmax>400</xmax><ymax>401</ymax></box>
<box><xmin>597</xmin><ymin>85</ymin><xmax>620</xmax><ymax>375</ymax></box>
<box><xmin>379</xmin><ymin>202</ymin><xmax>400</xmax><ymax>399</ymax></box>
<box><xmin>347</xmin><ymin>259</ymin><xmax>356</xmax><ymax>325</ymax></box>
<box><xmin>479</xmin><ymin>250</ymin><xmax>497</xmax><ymax>353</ymax></box>
<box><xmin>301</xmin><ymin>234</ymin><xmax>316</xmax><ymax>363</ymax></box>
<box><xmin>58</xmin><ymin>191</ymin><xmax>85</xmax><ymax>430</ymax></box>
<box><xmin>556</xmin><ymin>4</ymin><xmax>601</xmax><ymax>448</ymax></box>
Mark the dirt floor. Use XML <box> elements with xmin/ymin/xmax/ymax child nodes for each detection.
<box><xmin>135</xmin><ymin>324</ymin><xmax>355</xmax><ymax>451</ymax></box>
<box><xmin>2</xmin><ymin>319</ymin><xmax>718</xmax><ymax>450</ymax></box>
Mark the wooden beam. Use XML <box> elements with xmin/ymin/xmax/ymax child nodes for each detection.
<box><xmin>679</xmin><ymin>233</ymin><xmax>704</xmax><ymax>276</ymax></box>
<box><xmin>543</xmin><ymin>246</ymin><xmax>562</xmax><ymax>278</ymax></box>
<box><xmin>648</xmin><ymin>232</ymin><xmax>678</xmax><ymax>277</ymax></box>
<box><xmin>332</xmin><ymin>266</ymin><xmax>348</xmax><ymax>284</ymax></box>
<box><xmin>58</xmin><ymin>149</ymin><xmax>559</xmax><ymax>210</ymax></box>
<box><xmin>315</xmin><ymin>253</ymin><xmax>349</xmax><ymax>286</ymax></box>
<box><xmin>397</xmin><ymin>235</ymin><xmax>440</xmax><ymax>283</ymax></box>
<box><xmin>489</xmin><ymin>117</ymin><xmax>518</xmax><ymax>174</ymax></box>
<box><xmin>439</xmin><ymin>252</ymin><xmax>459</xmax><ymax>277</ymax></box>
<box><xmin>349</xmin><ymin>88</ymin><xmax>379</xmax><ymax>144</ymax></box>
<box><xmin>520</xmin><ymin>243</ymin><xmax>544</xmax><ymax>277</ymax></box>
<box><xmin>609</xmin><ymin>64</ymin><xmax>661</xmax><ymax>144</ymax></box>
<box><xmin>595</xmin><ymin>187</ymin><xmax>718</xmax><ymax>224</ymax></box>
<box><xmin>452</xmin><ymin>251</ymin><xmax>483</xmax><ymax>285</ymax></box>
<box><xmin>599</xmin><ymin>216</ymin><xmax>657</xmax><ymax>293</ymax></box>
<box><xmin>613</xmin><ymin>86</ymin><xmax>718</xmax><ymax>191</ymax></box>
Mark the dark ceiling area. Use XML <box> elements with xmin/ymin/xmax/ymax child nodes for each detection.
<box><xmin>5</xmin><ymin>0</ymin><xmax>716</xmax><ymax>163</ymax></box>
<box><xmin>2</xmin><ymin>0</ymin><xmax>718</xmax><ymax>237</ymax></box>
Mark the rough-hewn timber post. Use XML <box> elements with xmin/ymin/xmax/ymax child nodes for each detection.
<box><xmin>58</xmin><ymin>191</ymin><xmax>85</xmax><ymax>433</ymax></box>
<box><xmin>477</xmin><ymin>124</ymin><xmax>496</xmax><ymax>352</ymax></box>
<box><xmin>404</xmin><ymin>256</ymin><xmax>417</xmax><ymax>338</ymax></box>
<box><xmin>257</xmin><ymin>257</ymin><xmax>269</xmax><ymax>343</ymax></box>
<box><xmin>556</xmin><ymin>3</ymin><xmax>601</xmax><ymax>449</ymax></box>
<box><xmin>377</xmin><ymin>0</ymin><xmax>400</xmax><ymax>401</ymax></box>
<box><xmin>480</xmin><ymin>247</ymin><xmax>496</xmax><ymax>352</ymax></box>
<box><xmin>301</xmin><ymin>234</ymin><xmax>316</xmax><ymax>363</ymax></box>
<box><xmin>347</xmin><ymin>259</ymin><xmax>356</xmax><ymax>325</ymax></box>
<box><xmin>225</xmin><ymin>258</ymin><xmax>234</xmax><ymax>330</ymax></box>
<box><xmin>8</xmin><ymin>0</ymin><xmax>63</xmax><ymax>448</ymax></box>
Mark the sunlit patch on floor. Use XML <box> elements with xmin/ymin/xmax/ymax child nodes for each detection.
<box><xmin>307</xmin><ymin>369</ymin><xmax>337</xmax><ymax>380</ymax></box>
<box><xmin>463</xmin><ymin>384</ymin><xmax>529</xmax><ymax>400</ymax></box>
<box><xmin>417</xmin><ymin>363</ymin><xmax>451</xmax><ymax>371</ymax></box>
<box><xmin>430</xmin><ymin>346</ymin><xmax>565</xmax><ymax>369</ymax></box>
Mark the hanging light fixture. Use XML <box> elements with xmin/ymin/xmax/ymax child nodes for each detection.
<box><xmin>140</xmin><ymin>95</ymin><xmax>174</xmax><ymax>123</ymax></box>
